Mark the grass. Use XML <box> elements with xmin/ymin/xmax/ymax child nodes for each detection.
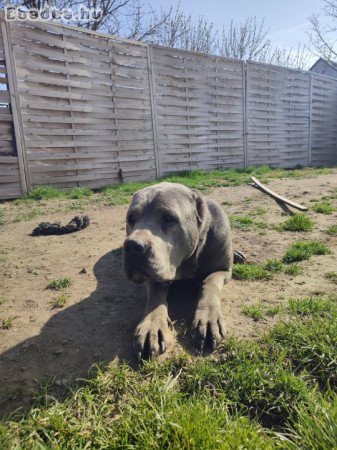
<box><xmin>13</xmin><ymin>208</ymin><xmax>45</xmax><ymax>223</ymax></box>
<box><xmin>251</xmin><ymin>207</ymin><xmax>268</xmax><ymax>216</ymax></box>
<box><xmin>0</xmin><ymin>207</ymin><xmax>5</xmax><ymax>225</ymax></box>
<box><xmin>282</xmin><ymin>241</ymin><xmax>332</xmax><ymax>263</ymax></box>
<box><xmin>277</xmin><ymin>214</ymin><xmax>314</xmax><ymax>232</ymax></box>
<box><xmin>326</xmin><ymin>225</ymin><xmax>337</xmax><ymax>235</ymax></box>
<box><xmin>242</xmin><ymin>303</ymin><xmax>283</xmax><ymax>321</ymax></box>
<box><xmin>0</xmin><ymin>316</ymin><xmax>17</xmax><ymax>330</ymax></box>
<box><xmin>7</xmin><ymin>165</ymin><xmax>336</xmax><ymax>207</ymax></box>
<box><xmin>233</xmin><ymin>258</ymin><xmax>301</xmax><ymax>281</ymax></box>
<box><xmin>47</xmin><ymin>278</ymin><xmax>72</xmax><ymax>290</ymax></box>
<box><xmin>325</xmin><ymin>271</ymin><xmax>337</xmax><ymax>284</ymax></box>
<box><xmin>229</xmin><ymin>215</ymin><xmax>267</xmax><ymax>230</ymax></box>
<box><xmin>312</xmin><ymin>202</ymin><xmax>335</xmax><ymax>215</ymax></box>
<box><xmin>0</xmin><ymin>295</ymin><xmax>336</xmax><ymax>448</ymax></box>
<box><xmin>51</xmin><ymin>294</ymin><xmax>69</xmax><ymax>309</ymax></box>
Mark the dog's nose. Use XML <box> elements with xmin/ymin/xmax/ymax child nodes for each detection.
<box><xmin>124</xmin><ymin>239</ymin><xmax>147</xmax><ymax>254</ymax></box>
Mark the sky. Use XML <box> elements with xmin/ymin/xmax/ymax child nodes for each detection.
<box><xmin>149</xmin><ymin>0</ymin><xmax>324</xmax><ymax>61</ymax></box>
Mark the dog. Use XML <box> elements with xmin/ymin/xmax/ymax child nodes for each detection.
<box><xmin>123</xmin><ymin>182</ymin><xmax>233</xmax><ymax>360</ymax></box>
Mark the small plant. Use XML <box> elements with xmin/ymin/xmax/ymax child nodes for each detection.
<box><xmin>312</xmin><ymin>202</ymin><xmax>335</xmax><ymax>215</ymax></box>
<box><xmin>229</xmin><ymin>215</ymin><xmax>267</xmax><ymax>230</ymax></box>
<box><xmin>325</xmin><ymin>272</ymin><xmax>337</xmax><ymax>284</ymax></box>
<box><xmin>232</xmin><ymin>263</ymin><xmax>272</xmax><ymax>281</ymax></box>
<box><xmin>326</xmin><ymin>225</ymin><xmax>337</xmax><ymax>235</ymax></box>
<box><xmin>28</xmin><ymin>186</ymin><xmax>63</xmax><ymax>200</ymax></box>
<box><xmin>52</xmin><ymin>294</ymin><xmax>69</xmax><ymax>309</ymax></box>
<box><xmin>0</xmin><ymin>206</ymin><xmax>6</xmax><ymax>225</ymax></box>
<box><xmin>288</xmin><ymin>297</ymin><xmax>336</xmax><ymax>317</ymax></box>
<box><xmin>222</xmin><ymin>200</ymin><xmax>233</xmax><ymax>206</ymax></box>
<box><xmin>264</xmin><ymin>259</ymin><xmax>284</xmax><ymax>273</ymax></box>
<box><xmin>284</xmin><ymin>264</ymin><xmax>302</xmax><ymax>276</ymax></box>
<box><xmin>282</xmin><ymin>241</ymin><xmax>331</xmax><ymax>263</ymax></box>
<box><xmin>265</xmin><ymin>305</ymin><xmax>283</xmax><ymax>317</ymax></box>
<box><xmin>65</xmin><ymin>187</ymin><xmax>93</xmax><ymax>199</ymax></box>
<box><xmin>1</xmin><ymin>316</ymin><xmax>17</xmax><ymax>330</ymax></box>
<box><xmin>241</xmin><ymin>305</ymin><xmax>265</xmax><ymax>321</ymax></box>
<box><xmin>278</xmin><ymin>214</ymin><xmax>314</xmax><ymax>232</ymax></box>
<box><xmin>47</xmin><ymin>278</ymin><xmax>72</xmax><ymax>290</ymax></box>
<box><xmin>251</xmin><ymin>207</ymin><xmax>268</xmax><ymax>216</ymax></box>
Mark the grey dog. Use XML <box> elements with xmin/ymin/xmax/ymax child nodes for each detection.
<box><xmin>123</xmin><ymin>182</ymin><xmax>233</xmax><ymax>360</ymax></box>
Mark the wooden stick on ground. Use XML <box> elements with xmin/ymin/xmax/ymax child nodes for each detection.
<box><xmin>251</xmin><ymin>176</ymin><xmax>308</xmax><ymax>211</ymax></box>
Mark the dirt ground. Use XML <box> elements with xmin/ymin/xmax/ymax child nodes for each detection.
<box><xmin>1</xmin><ymin>173</ymin><xmax>337</xmax><ymax>417</ymax></box>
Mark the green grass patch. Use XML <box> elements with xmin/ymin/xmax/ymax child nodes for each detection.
<box><xmin>229</xmin><ymin>215</ymin><xmax>267</xmax><ymax>230</ymax></box>
<box><xmin>0</xmin><ymin>206</ymin><xmax>6</xmax><ymax>225</ymax></box>
<box><xmin>326</xmin><ymin>225</ymin><xmax>337</xmax><ymax>235</ymax></box>
<box><xmin>242</xmin><ymin>303</ymin><xmax>283</xmax><ymax>321</ymax></box>
<box><xmin>282</xmin><ymin>241</ymin><xmax>332</xmax><ymax>263</ymax></box>
<box><xmin>288</xmin><ymin>296</ymin><xmax>337</xmax><ymax>318</ymax></box>
<box><xmin>1</xmin><ymin>316</ymin><xmax>17</xmax><ymax>330</ymax></box>
<box><xmin>277</xmin><ymin>214</ymin><xmax>314</xmax><ymax>232</ymax></box>
<box><xmin>51</xmin><ymin>294</ymin><xmax>69</xmax><ymax>309</ymax></box>
<box><xmin>0</xmin><ymin>294</ymin><xmax>336</xmax><ymax>447</ymax></box>
<box><xmin>12</xmin><ymin>166</ymin><xmax>337</xmax><ymax>208</ymax></box>
<box><xmin>251</xmin><ymin>207</ymin><xmax>268</xmax><ymax>216</ymax></box>
<box><xmin>232</xmin><ymin>263</ymin><xmax>272</xmax><ymax>281</ymax></box>
<box><xmin>325</xmin><ymin>271</ymin><xmax>337</xmax><ymax>284</ymax></box>
<box><xmin>241</xmin><ymin>304</ymin><xmax>265</xmax><ymax>320</ymax></box>
<box><xmin>283</xmin><ymin>263</ymin><xmax>302</xmax><ymax>276</ymax></box>
<box><xmin>13</xmin><ymin>208</ymin><xmax>45</xmax><ymax>223</ymax></box>
<box><xmin>312</xmin><ymin>202</ymin><xmax>335</xmax><ymax>215</ymax></box>
<box><xmin>233</xmin><ymin>259</ymin><xmax>301</xmax><ymax>281</ymax></box>
<box><xmin>47</xmin><ymin>278</ymin><xmax>72</xmax><ymax>290</ymax></box>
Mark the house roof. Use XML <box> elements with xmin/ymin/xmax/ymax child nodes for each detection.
<box><xmin>310</xmin><ymin>57</ymin><xmax>337</xmax><ymax>72</ymax></box>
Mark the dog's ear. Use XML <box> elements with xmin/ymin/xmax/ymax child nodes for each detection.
<box><xmin>192</xmin><ymin>189</ymin><xmax>208</xmax><ymax>229</ymax></box>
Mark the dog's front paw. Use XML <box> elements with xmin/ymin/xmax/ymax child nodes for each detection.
<box><xmin>191</xmin><ymin>304</ymin><xmax>227</xmax><ymax>351</ymax></box>
<box><xmin>134</xmin><ymin>311</ymin><xmax>173</xmax><ymax>361</ymax></box>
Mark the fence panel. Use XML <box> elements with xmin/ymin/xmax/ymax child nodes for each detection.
<box><xmin>10</xmin><ymin>20</ymin><xmax>157</xmax><ymax>187</ymax></box>
<box><xmin>152</xmin><ymin>46</ymin><xmax>245</xmax><ymax>175</ymax></box>
<box><xmin>247</xmin><ymin>62</ymin><xmax>311</xmax><ymax>168</ymax></box>
<box><xmin>0</xmin><ymin>19</ymin><xmax>337</xmax><ymax>199</ymax></box>
<box><xmin>310</xmin><ymin>74</ymin><xmax>337</xmax><ymax>166</ymax></box>
<box><xmin>0</xmin><ymin>19</ymin><xmax>26</xmax><ymax>199</ymax></box>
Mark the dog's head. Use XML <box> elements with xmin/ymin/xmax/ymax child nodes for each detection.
<box><xmin>122</xmin><ymin>182</ymin><xmax>209</xmax><ymax>283</ymax></box>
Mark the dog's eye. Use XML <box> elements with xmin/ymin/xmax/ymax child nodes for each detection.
<box><xmin>162</xmin><ymin>214</ymin><xmax>177</xmax><ymax>226</ymax></box>
<box><xmin>127</xmin><ymin>214</ymin><xmax>136</xmax><ymax>226</ymax></box>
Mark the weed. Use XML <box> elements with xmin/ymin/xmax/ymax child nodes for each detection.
<box><xmin>263</xmin><ymin>259</ymin><xmax>284</xmax><ymax>273</ymax></box>
<box><xmin>265</xmin><ymin>305</ymin><xmax>283</xmax><ymax>317</ymax></box>
<box><xmin>1</xmin><ymin>316</ymin><xmax>17</xmax><ymax>329</ymax></box>
<box><xmin>241</xmin><ymin>305</ymin><xmax>265</xmax><ymax>320</ymax></box>
<box><xmin>325</xmin><ymin>271</ymin><xmax>337</xmax><ymax>284</ymax></box>
<box><xmin>221</xmin><ymin>200</ymin><xmax>233</xmax><ymax>206</ymax></box>
<box><xmin>47</xmin><ymin>278</ymin><xmax>72</xmax><ymax>290</ymax></box>
<box><xmin>13</xmin><ymin>208</ymin><xmax>45</xmax><ymax>222</ymax></box>
<box><xmin>229</xmin><ymin>215</ymin><xmax>267</xmax><ymax>230</ymax></box>
<box><xmin>0</xmin><ymin>207</ymin><xmax>5</xmax><ymax>225</ymax></box>
<box><xmin>277</xmin><ymin>214</ymin><xmax>314</xmax><ymax>232</ymax></box>
<box><xmin>326</xmin><ymin>225</ymin><xmax>337</xmax><ymax>234</ymax></box>
<box><xmin>312</xmin><ymin>202</ymin><xmax>335</xmax><ymax>215</ymax></box>
<box><xmin>251</xmin><ymin>207</ymin><xmax>268</xmax><ymax>216</ymax></box>
<box><xmin>288</xmin><ymin>297</ymin><xmax>336</xmax><ymax>318</ymax></box>
<box><xmin>232</xmin><ymin>263</ymin><xmax>272</xmax><ymax>281</ymax></box>
<box><xmin>65</xmin><ymin>187</ymin><xmax>93</xmax><ymax>199</ymax></box>
<box><xmin>28</xmin><ymin>186</ymin><xmax>63</xmax><ymax>200</ymax></box>
<box><xmin>282</xmin><ymin>241</ymin><xmax>331</xmax><ymax>263</ymax></box>
<box><xmin>284</xmin><ymin>264</ymin><xmax>302</xmax><ymax>276</ymax></box>
<box><xmin>52</xmin><ymin>294</ymin><xmax>69</xmax><ymax>309</ymax></box>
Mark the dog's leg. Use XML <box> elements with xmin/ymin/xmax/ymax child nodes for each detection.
<box><xmin>134</xmin><ymin>282</ymin><xmax>172</xmax><ymax>361</ymax></box>
<box><xmin>191</xmin><ymin>270</ymin><xmax>231</xmax><ymax>351</ymax></box>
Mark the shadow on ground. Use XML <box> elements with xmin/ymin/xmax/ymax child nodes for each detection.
<box><xmin>0</xmin><ymin>249</ymin><xmax>199</xmax><ymax>418</ymax></box>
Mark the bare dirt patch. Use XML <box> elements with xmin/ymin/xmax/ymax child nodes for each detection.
<box><xmin>0</xmin><ymin>173</ymin><xmax>337</xmax><ymax>417</ymax></box>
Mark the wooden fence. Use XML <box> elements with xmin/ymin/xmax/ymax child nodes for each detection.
<box><xmin>0</xmin><ymin>16</ymin><xmax>337</xmax><ymax>199</ymax></box>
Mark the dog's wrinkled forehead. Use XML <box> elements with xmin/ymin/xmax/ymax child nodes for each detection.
<box><xmin>131</xmin><ymin>182</ymin><xmax>195</xmax><ymax>215</ymax></box>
